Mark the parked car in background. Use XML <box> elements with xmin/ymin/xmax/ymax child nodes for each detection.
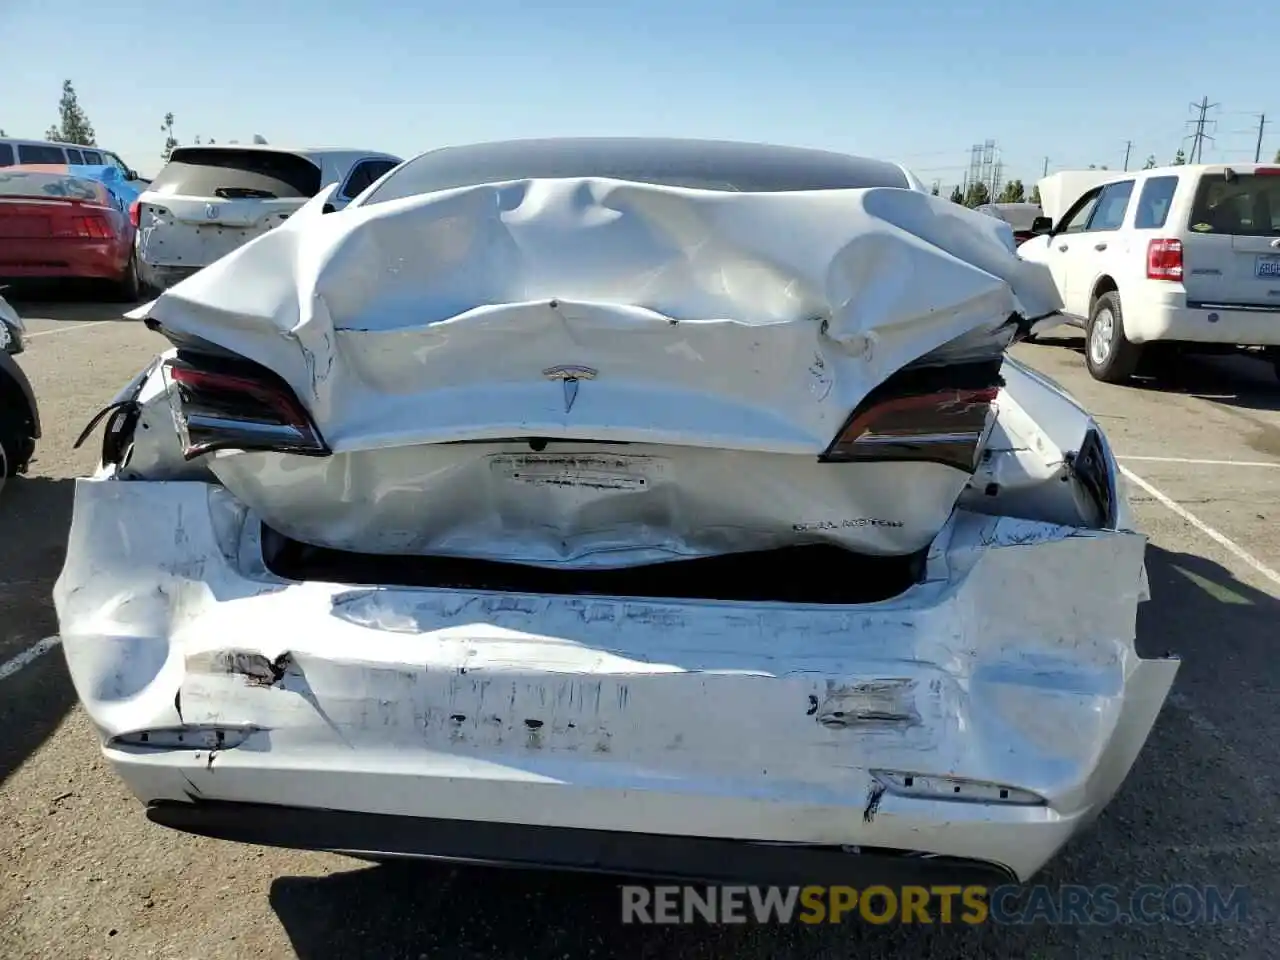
<box><xmin>975</xmin><ymin>202</ymin><xmax>1047</xmax><ymax>244</ymax></box>
<box><xmin>60</xmin><ymin>138</ymin><xmax>1176</xmax><ymax>886</ymax></box>
<box><xmin>0</xmin><ymin>137</ymin><xmax>141</xmax><ymax>182</ymax></box>
<box><xmin>0</xmin><ymin>166</ymin><xmax>141</xmax><ymax>299</ymax></box>
<box><xmin>1019</xmin><ymin>162</ymin><xmax>1280</xmax><ymax>382</ymax></box>
<box><xmin>0</xmin><ymin>293</ymin><xmax>39</xmax><ymax>485</ymax></box>
<box><xmin>132</xmin><ymin>145</ymin><xmax>401</xmax><ymax>292</ymax></box>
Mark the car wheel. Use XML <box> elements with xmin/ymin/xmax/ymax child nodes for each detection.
<box><xmin>113</xmin><ymin>250</ymin><xmax>142</xmax><ymax>303</ymax></box>
<box><xmin>1085</xmin><ymin>292</ymin><xmax>1143</xmax><ymax>383</ymax></box>
<box><xmin>0</xmin><ymin>400</ymin><xmax>34</xmax><ymax>480</ymax></box>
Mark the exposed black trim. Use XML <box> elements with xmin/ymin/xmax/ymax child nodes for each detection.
<box><xmin>146</xmin><ymin>800</ymin><xmax>1017</xmax><ymax>886</ymax></box>
<box><xmin>0</xmin><ymin>350</ymin><xmax>39</xmax><ymax>438</ymax></box>
<box><xmin>1186</xmin><ymin>300</ymin><xmax>1280</xmax><ymax>314</ymax></box>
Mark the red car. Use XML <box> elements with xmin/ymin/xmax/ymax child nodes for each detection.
<box><xmin>0</xmin><ymin>165</ymin><xmax>140</xmax><ymax>299</ymax></box>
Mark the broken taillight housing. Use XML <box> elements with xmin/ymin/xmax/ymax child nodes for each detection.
<box><xmin>822</xmin><ymin>361</ymin><xmax>1002</xmax><ymax>473</ymax></box>
<box><xmin>163</xmin><ymin>352</ymin><xmax>330</xmax><ymax>460</ymax></box>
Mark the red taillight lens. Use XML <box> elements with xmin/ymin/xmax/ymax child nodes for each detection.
<box><xmin>822</xmin><ymin>370</ymin><xmax>1001</xmax><ymax>473</ymax></box>
<box><xmin>163</xmin><ymin>354</ymin><xmax>330</xmax><ymax>460</ymax></box>
<box><xmin>1254</xmin><ymin>167</ymin><xmax>1280</xmax><ymax>177</ymax></box>
<box><xmin>129</xmin><ymin>200</ymin><xmax>141</xmax><ymax>228</ymax></box>
<box><xmin>1147</xmin><ymin>238</ymin><xmax>1183</xmax><ymax>281</ymax></box>
<box><xmin>52</xmin><ymin>215</ymin><xmax>113</xmax><ymax>239</ymax></box>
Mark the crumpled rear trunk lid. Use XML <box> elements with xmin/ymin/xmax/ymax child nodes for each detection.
<box><xmin>128</xmin><ymin>177</ymin><xmax>1063</xmax><ymax>565</ymax></box>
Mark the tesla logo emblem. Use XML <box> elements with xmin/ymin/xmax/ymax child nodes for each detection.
<box><xmin>204</xmin><ymin>204</ymin><xmax>219</xmax><ymax>220</ymax></box>
<box><xmin>543</xmin><ymin>365</ymin><xmax>597</xmax><ymax>413</ymax></box>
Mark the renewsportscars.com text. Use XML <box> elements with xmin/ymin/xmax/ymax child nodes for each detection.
<box><xmin>620</xmin><ymin>884</ymin><xmax>1248</xmax><ymax>926</ymax></box>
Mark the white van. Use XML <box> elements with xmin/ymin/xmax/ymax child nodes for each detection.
<box><xmin>1018</xmin><ymin>162</ymin><xmax>1280</xmax><ymax>382</ymax></box>
<box><xmin>0</xmin><ymin>137</ymin><xmax>139</xmax><ymax>179</ymax></box>
<box><xmin>132</xmin><ymin>144</ymin><xmax>401</xmax><ymax>291</ymax></box>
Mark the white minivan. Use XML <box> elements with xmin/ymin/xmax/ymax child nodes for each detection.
<box><xmin>1018</xmin><ymin>163</ymin><xmax>1280</xmax><ymax>382</ymax></box>
<box><xmin>0</xmin><ymin>137</ymin><xmax>140</xmax><ymax>180</ymax></box>
<box><xmin>132</xmin><ymin>144</ymin><xmax>401</xmax><ymax>291</ymax></box>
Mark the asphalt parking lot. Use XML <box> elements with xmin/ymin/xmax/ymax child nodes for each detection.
<box><xmin>1</xmin><ymin>298</ymin><xmax>1278</xmax><ymax>959</ymax></box>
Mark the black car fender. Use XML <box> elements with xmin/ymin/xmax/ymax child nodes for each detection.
<box><xmin>0</xmin><ymin>351</ymin><xmax>40</xmax><ymax>439</ymax></box>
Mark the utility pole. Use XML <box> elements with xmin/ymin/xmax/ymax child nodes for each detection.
<box><xmin>1123</xmin><ymin>140</ymin><xmax>1132</xmax><ymax>171</ymax></box>
<box><xmin>1042</xmin><ymin>156</ymin><xmax>1049</xmax><ymax>177</ymax></box>
<box><xmin>1187</xmin><ymin>96</ymin><xmax>1219</xmax><ymax>164</ymax></box>
<box><xmin>1256</xmin><ymin>114</ymin><xmax>1268</xmax><ymax>163</ymax></box>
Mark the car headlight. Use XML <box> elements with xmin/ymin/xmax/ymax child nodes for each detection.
<box><xmin>0</xmin><ymin>319</ymin><xmax>23</xmax><ymax>355</ymax></box>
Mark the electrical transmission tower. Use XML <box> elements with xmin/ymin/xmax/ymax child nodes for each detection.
<box><xmin>1186</xmin><ymin>97</ymin><xmax>1219</xmax><ymax>164</ymax></box>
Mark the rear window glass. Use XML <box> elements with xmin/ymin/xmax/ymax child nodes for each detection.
<box><xmin>0</xmin><ymin>170</ymin><xmax>109</xmax><ymax>204</ymax></box>
<box><xmin>0</xmin><ymin>144</ymin><xmax>13</xmax><ymax>167</ymax></box>
<box><xmin>366</xmin><ymin>139</ymin><xmax>911</xmax><ymax>204</ymax></box>
<box><xmin>1189</xmin><ymin>173</ymin><xmax>1280</xmax><ymax>237</ymax></box>
<box><xmin>17</xmin><ymin>144</ymin><xmax>66</xmax><ymax>164</ymax></box>
<box><xmin>146</xmin><ymin>148</ymin><xmax>322</xmax><ymax>199</ymax></box>
<box><xmin>82</xmin><ymin>150</ymin><xmax>103</xmax><ymax>164</ymax></box>
<box><xmin>65</xmin><ymin>148</ymin><xmax>84</xmax><ymax>164</ymax></box>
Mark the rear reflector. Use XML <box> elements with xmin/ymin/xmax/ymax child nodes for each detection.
<box><xmin>822</xmin><ymin>362</ymin><xmax>1002</xmax><ymax>473</ymax></box>
<box><xmin>163</xmin><ymin>353</ymin><xmax>330</xmax><ymax>460</ymax></box>
<box><xmin>1146</xmin><ymin>238</ymin><xmax>1183</xmax><ymax>281</ymax></box>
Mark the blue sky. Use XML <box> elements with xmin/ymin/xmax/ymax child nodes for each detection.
<box><xmin>2</xmin><ymin>0</ymin><xmax>1274</xmax><ymax>186</ymax></box>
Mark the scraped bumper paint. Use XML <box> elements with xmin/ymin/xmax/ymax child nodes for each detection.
<box><xmin>54</xmin><ymin>479</ymin><xmax>1177</xmax><ymax>881</ymax></box>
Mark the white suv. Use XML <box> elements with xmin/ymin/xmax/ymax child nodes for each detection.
<box><xmin>132</xmin><ymin>145</ymin><xmax>401</xmax><ymax>292</ymax></box>
<box><xmin>1018</xmin><ymin>163</ymin><xmax>1280</xmax><ymax>382</ymax></box>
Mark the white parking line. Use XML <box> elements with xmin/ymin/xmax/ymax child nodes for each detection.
<box><xmin>24</xmin><ymin>321</ymin><xmax>111</xmax><ymax>338</ymax></box>
<box><xmin>1121</xmin><ymin>455</ymin><xmax>1280</xmax><ymax>469</ymax></box>
<box><xmin>1121</xmin><ymin>465</ymin><xmax>1280</xmax><ymax>589</ymax></box>
<box><xmin>0</xmin><ymin>636</ymin><xmax>62</xmax><ymax>683</ymax></box>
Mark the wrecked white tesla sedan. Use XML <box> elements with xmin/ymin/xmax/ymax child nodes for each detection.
<box><xmin>55</xmin><ymin>139</ymin><xmax>1178</xmax><ymax>885</ymax></box>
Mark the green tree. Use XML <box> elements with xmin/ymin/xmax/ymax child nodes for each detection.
<box><xmin>1172</xmin><ymin>149</ymin><xmax>1186</xmax><ymax>166</ymax></box>
<box><xmin>1029</xmin><ymin>185</ymin><xmax>1042</xmax><ymax>206</ymax></box>
<box><xmin>44</xmin><ymin>80</ymin><xmax>96</xmax><ymax>145</ymax></box>
<box><xmin>1142</xmin><ymin>155</ymin><xmax>1156</xmax><ymax>169</ymax></box>
<box><xmin>161</xmin><ymin>113</ymin><xmax>179</xmax><ymax>161</ymax></box>
<box><xmin>949</xmin><ymin>185</ymin><xmax>964</xmax><ymax>204</ymax></box>
<box><xmin>997</xmin><ymin>179</ymin><xmax>1026</xmax><ymax>203</ymax></box>
<box><xmin>1274</xmin><ymin>148</ymin><xmax>1280</xmax><ymax>163</ymax></box>
<box><xmin>963</xmin><ymin>181</ymin><xmax>990</xmax><ymax>208</ymax></box>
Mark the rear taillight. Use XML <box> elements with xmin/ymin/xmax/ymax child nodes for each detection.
<box><xmin>53</xmin><ymin>215</ymin><xmax>113</xmax><ymax>239</ymax></box>
<box><xmin>822</xmin><ymin>363</ymin><xmax>1001</xmax><ymax>473</ymax></box>
<box><xmin>163</xmin><ymin>353</ymin><xmax>330</xmax><ymax>460</ymax></box>
<box><xmin>1254</xmin><ymin>167</ymin><xmax>1280</xmax><ymax>177</ymax></box>
<box><xmin>1146</xmin><ymin>239</ymin><xmax>1183</xmax><ymax>281</ymax></box>
<box><xmin>129</xmin><ymin>200</ymin><xmax>141</xmax><ymax>228</ymax></box>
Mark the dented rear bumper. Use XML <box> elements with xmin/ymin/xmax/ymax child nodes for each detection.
<box><xmin>54</xmin><ymin>479</ymin><xmax>1178</xmax><ymax>882</ymax></box>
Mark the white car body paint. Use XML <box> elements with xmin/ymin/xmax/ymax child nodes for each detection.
<box><xmin>59</xmin><ymin>150</ymin><xmax>1175</xmax><ymax>881</ymax></box>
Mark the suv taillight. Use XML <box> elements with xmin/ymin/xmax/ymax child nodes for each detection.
<box><xmin>821</xmin><ymin>362</ymin><xmax>1002</xmax><ymax>473</ymax></box>
<box><xmin>1147</xmin><ymin>239</ymin><xmax>1183</xmax><ymax>281</ymax></box>
<box><xmin>129</xmin><ymin>200</ymin><xmax>141</xmax><ymax>228</ymax></box>
<box><xmin>163</xmin><ymin>353</ymin><xmax>330</xmax><ymax>460</ymax></box>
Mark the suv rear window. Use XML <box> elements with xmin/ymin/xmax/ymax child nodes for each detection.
<box><xmin>1189</xmin><ymin>172</ymin><xmax>1280</xmax><ymax>237</ymax></box>
<box><xmin>146</xmin><ymin>148</ymin><xmax>322</xmax><ymax>200</ymax></box>
<box><xmin>17</xmin><ymin>144</ymin><xmax>66</xmax><ymax>164</ymax></box>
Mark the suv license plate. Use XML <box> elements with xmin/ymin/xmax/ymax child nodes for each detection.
<box><xmin>1256</xmin><ymin>255</ymin><xmax>1280</xmax><ymax>278</ymax></box>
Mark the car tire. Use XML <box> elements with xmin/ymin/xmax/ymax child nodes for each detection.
<box><xmin>0</xmin><ymin>400</ymin><xmax>34</xmax><ymax>479</ymax></box>
<box><xmin>113</xmin><ymin>250</ymin><xmax>142</xmax><ymax>303</ymax></box>
<box><xmin>1085</xmin><ymin>291</ymin><xmax>1143</xmax><ymax>383</ymax></box>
